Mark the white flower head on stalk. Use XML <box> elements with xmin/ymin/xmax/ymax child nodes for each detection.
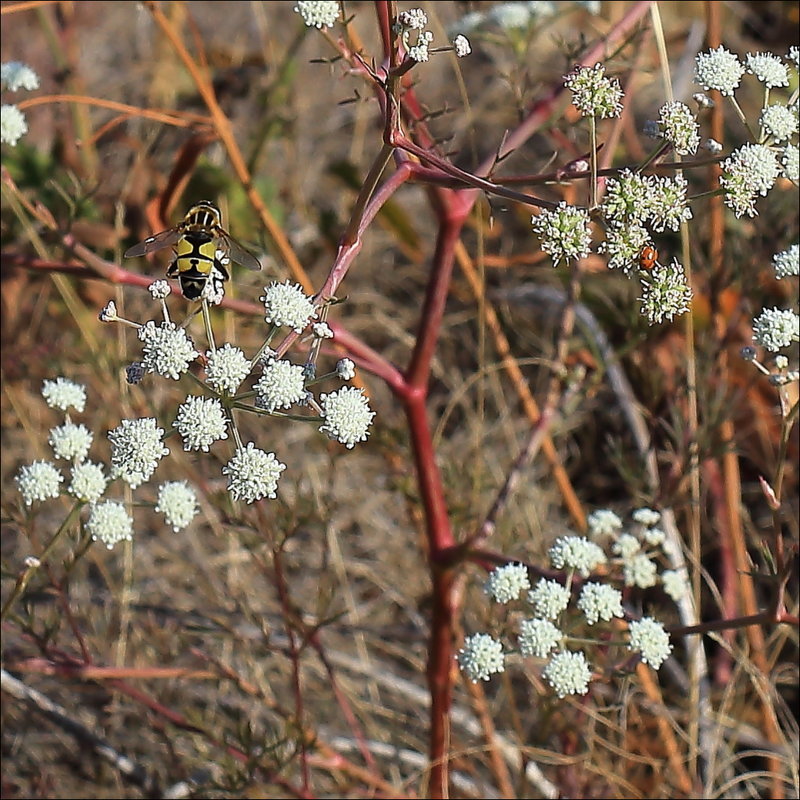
<box><xmin>642</xmin><ymin>527</ymin><xmax>666</xmax><ymax>547</ymax></box>
<box><xmin>294</xmin><ymin>1</ymin><xmax>340</xmax><ymax>29</ymax></box>
<box><xmin>452</xmin><ymin>34</ymin><xmax>471</xmax><ymax>58</ymax></box>
<box><xmin>99</xmin><ymin>301</ymin><xmax>118</xmax><ymax>322</ymax></box>
<box><xmin>174</xmin><ymin>396</ymin><xmax>229</xmax><ymax>452</ymax></box>
<box><xmin>632</xmin><ymin>507</ymin><xmax>661</xmax><ymax>527</ymax></box>
<box><xmin>68</xmin><ymin>461</ymin><xmax>107</xmax><ymax>503</ymax></box>
<box><xmin>1</xmin><ymin>62</ymin><xmax>40</xmax><ymax>91</ymax></box>
<box><xmin>781</xmin><ymin>144</ymin><xmax>799</xmax><ymax>182</ymax></box>
<box><xmin>564</xmin><ymin>63</ymin><xmax>623</xmax><ymax>119</ymax></box>
<box><xmin>623</xmin><ymin>552</ymin><xmax>658</xmax><ymax>588</ymax></box>
<box><xmin>42</xmin><ymin>377</ymin><xmax>86</xmax><ymax>413</ymax></box>
<box><xmin>518</xmin><ymin>617</ymin><xmax>563</xmax><ymax>658</ymax></box>
<box><xmin>49</xmin><ymin>421</ymin><xmax>93</xmax><ymax>463</ymax></box>
<box><xmin>601</xmin><ymin>169</ymin><xmax>655</xmax><ymax>224</ymax></box>
<box><xmin>395</xmin><ymin>9</ymin><xmax>434</xmax><ymax>63</ymax></box>
<box><xmin>108</xmin><ymin>418</ymin><xmax>169</xmax><ymax>488</ymax></box>
<box><xmin>789</xmin><ymin>46</ymin><xmax>800</xmax><ymax>71</ymax></box>
<box><xmin>773</xmin><ymin>245</ymin><xmax>799</xmax><ymax>279</ymax></box>
<box><xmin>138</xmin><ymin>321</ymin><xmax>198</xmax><ymax>381</ymax></box>
<box><xmin>484</xmin><ymin>563</ymin><xmax>530</xmax><ymax>603</ymax></box>
<box><xmin>627</xmin><ymin>616</ymin><xmax>672</xmax><ymax>669</ymax></box>
<box><xmin>745</xmin><ymin>52</ymin><xmax>790</xmax><ymax>88</ymax></box>
<box><xmin>86</xmin><ymin>499</ymin><xmax>133</xmax><ymax>550</ymax></box>
<box><xmin>16</xmin><ymin>461</ymin><xmax>63</xmax><ymax>506</ymax></box>
<box><xmin>1</xmin><ymin>104</ymin><xmax>27</xmax><ymax>146</ymax></box>
<box><xmin>720</xmin><ymin>143</ymin><xmax>781</xmax><ymax>218</ymax></box>
<box><xmin>223</xmin><ymin>443</ymin><xmax>286</xmax><ymax>503</ymax></box>
<box><xmin>661</xmin><ymin>569</ymin><xmax>688</xmax><ymax>602</ymax></box>
<box><xmin>148</xmin><ymin>280</ymin><xmax>171</xmax><ymax>300</ymax></box>
<box><xmin>255</xmin><ymin>359</ymin><xmax>307</xmax><ymax>413</ymax></box>
<box><xmin>312</xmin><ymin>322</ymin><xmax>334</xmax><ymax>339</ymax></box>
<box><xmin>543</xmin><ymin>650</ymin><xmax>592</xmax><ymax>698</ymax></box>
<box><xmin>647</xmin><ymin>175</ymin><xmax>693</xmax><ymax>232</ymax></box>
<box><xmin>205</xmin><ymin>344</ymin><xmax>251</xmax><ymax>395</ymax></box>
<box><xmin>657</xmin><ymin>101</ymin><xmax>700</xmax><ymax>155</ymax></box>
<box><xmin>694</xmin><ymin>46</ymin><xmax>745</xmax><ymax>97</ymax></box>
<box><xmin>261</xmin><ymin>280</ymin><xmax>317</xmax><ymax>333</ymax></box>
<box><xmin>612</xmin><ymin>532</ymin><xmax>641</xmax><ymax>559</ymax></box>
<box><xmin>336</xmin><ymin>358</ymin><xmax>356</xmax><ymax>381</ymax></box>
<box><xmin>319</xmin><ymin>387</ymin><xmax>375</xmax><ymax>448</ymax></box>
<box><xmin>155</xmin><ymin>481</ymin><xmax>198</xmax><ymax>532</ymax></box>
<box><xmin>457</xmin><ymin>633</ymin><xmax>505</xmax><ymax>682</ymax></box>
<box><xmin>527</xmin><ymin>578</ymin><xmax>570</xmax><ymax>619</ymax></box>
<box><xmin>639</xmin><ymin>258</ymin><xmax>693</xmax><ymax>325</ymax></box>
<box><xmin>760</xmin><ymin>104</ymin><xmax>798</xmax><ymax>142</ymax></box>
<box><xmin>577</xmin><ymin>582</ymin><xmax>624</xmax><ymax>625</ymax></box>
<box><xmin>531</xmin><ymin>203</ymin><xmax>592</xmax><ymax>266</ymax></box>
<box><xmin>752</xmin><ymin>307</ymin><xmax>800</xmax><ymax>351</ymax></box>
<box><xmin>599</xmin><ymin>220</ymin><xmax>650</xmax><ymax>274</ymax></box>
<box><xmin>548</xmin><ymin>536</ymin><xmax>606</xmax><ymax>577</ymax></box>
<box><xmin>587</xmin><ymin>509</ymin><xmax>623</xmax><ymax>538</ymax></box>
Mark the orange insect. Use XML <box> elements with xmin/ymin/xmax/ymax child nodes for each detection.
<box><xmin>638</xmin><ymin>245</ymin><xmax>658</xmax><ymax>270</ymax></box>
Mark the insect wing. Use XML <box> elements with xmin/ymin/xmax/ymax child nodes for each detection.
<box><xmin>124</xmin><ymin>227</ymin><xmax>182</xmax><ymax>258</ymax></box>
<box><xmin>220</xmin><ymin>232</ymin><xmax>261</xmax><ymax>271</ymax></box>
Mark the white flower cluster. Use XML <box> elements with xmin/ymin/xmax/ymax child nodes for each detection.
<box><xmin>2</xmin><ymin>61</ymin><xmax>39</xmax><ymax>146</ymax></box>
<box><xmin>15</xmin><ymin>378</ymin><xmax>200</xmax><ymax>551</ymax></box>
<box><xmin>458</xmin><ymin>506</ymin><xmax>682</xmax><ymax>696</ymax></box>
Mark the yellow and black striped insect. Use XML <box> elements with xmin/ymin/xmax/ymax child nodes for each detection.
<box><xmin>124</xmin><ymin>201</ymin><xmax>261</xmax><ymax>301</ymax></box>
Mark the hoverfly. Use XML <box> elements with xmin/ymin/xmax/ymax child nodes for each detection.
<box><xmin>638</xmin><ymin>245</ymin><xmax>658</xmax><ymax>271</ymax></box>
<box><xmin>124</xmin><ymin>201</ymin><xmax>261</xmax><ymax>301</ymax></box>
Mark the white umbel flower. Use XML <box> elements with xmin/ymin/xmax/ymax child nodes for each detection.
<box><xmin>319</xmin><ymin>387</ymin><xmax>376</xmax><ymax>448</ymax></box>
<box><xmin>261</xmin><ymin>280</ymin><xmax>316</xmax><ymax>332</ymax></box>
<box><xmin>335</xmin><ymin>358</ymin><xmax>356</xmax><ymax>380</ymax></box>
<box><xmin>0</xmin><ymin>104</ymin><xmax>27</xmax><ymax>146</ymax></box>
<box><xmin>155</xmin><ymin>481</ymin><xmax>198</xmax><ymax>532</ymax></box>
<box><xmin>174</xmin><ymin>396</ymin><xmax>229</xmax><ymax>452</ymax></box>
<box><xmin>453</xmin><ymin>34</ymin><xmax>471</xmax><ymax>57</ymax></box>
<box><xmin>527</xmin><ymin>578</ymin><xmax>570</xmax><ymax>620</ymax></box>
<box><xmin>484</xmin><ymin>563</ymin><xmax>530</xmax><ymax>603</ymax></box>
<box><xmin>587</xmin><ymin>509</ymin><xmax>623</xmax><ymax>538</ymax></box>
<box><xmin>518</xmin><ymin>618</ymin><xmax>562</xmax><ymax>658</ymax></box>
<box><xmin>16</xmin><ymin>461</ymin><xmax>63</xmax><ymax>506</ymax></box>
<box><xmin>745</xmin><ymin>51</ymin><xmax>789</xmax><ymax>88</ymax></box>
<box><xmin>255</xmin><ymin>360</ymin><xmax>307</xmax><ymax>412</ymax></box>
<box><xmin>661</xmin><ymin>569</ymin><xmax>687</xmax><ymax>602</ymax></box>
<box><xmin>41</xmin><ymin>377</ymin><xmax>86</xmax><ymax>413</ymax></box>
<box><xmin>773</xmin><ymin>245</ymin><xmax>799</xmax><ymax>280</ymax></box>
<box><xmin>48</xmin><ymin>421</ymin><xmax>92</xmax><ymax>463</ymax></box>
<box><xmin>752</xmin><ymin>307</ymin><xmax>799</xmax><ymax>351</ymax></box>
<box><xmin>1</xmin><ymin>62</ymin><xmax>40</xmax><ymax>91</ymax></box>
<box><xmin>577</xmin><ymin>582</ymin><xmax>624</xmax><ymax>625</ymax></box>
<box><xmin>457</xmin><ymin>633</ymin><xmax>505</xmax><ymax>682</ymax></box>
<box><xmin>627</xmin><ymin>616</ymin><xmax>672</xmax><ymax>669</ymax></box>
<box><xmin>694</xmin><ymin>46</ymin><xmax>744</xmax><ymax>97</ymax></box>
<box><xmin>532</xmin><ymin>202</ymin><xmax>592</xmax><ymax>266</ymax></box>
<box><xmin>543</xmin><ymin>650</ymin><xmax>592</xmax><ymax>698</ymax></box>
<box><xmin>223</xmin><ymin>443</ymin><xmax>286</xmax><ymax>503</ymax></box>
<box><xmin>632</xmin><ymin>507</ymin><xmax>661</xmax><ymax>527</ymax></box>
<box><xmin>622</xmin><ymin>553</ymin><xmax>658</xmax><ymax>588</ymax></box>
<box><xmin>548</xmin><ymin>536</ymin><xmax>607</xmax><ymax>577</ymax></box>
<box><xmin>138</xmin><ymin>321</ymin><xmax>198</xmax><ymax>380</ymax></box>
<box><xmin>108</xmin><ymin>417</ymin><xmax>169</xmax><ymax>488</ymax></box>
<box><xmin>86</xmin><ymin>500</ymin><xmax>133</xmax><ymax>550</ymax></box>
<box><xmin>205</xmin><ymin>344</ymin><xmax>251</xmax><ymax>395</ymax></box>
<box><xmin>68</xmin><ymin>461</ymin><xmax>108</xmax><ymax>503</ymax></box>
<box><xmin>294</xmin><ymin>1</ymin><xmax>340</xmax><ymax>29</ymax></box>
